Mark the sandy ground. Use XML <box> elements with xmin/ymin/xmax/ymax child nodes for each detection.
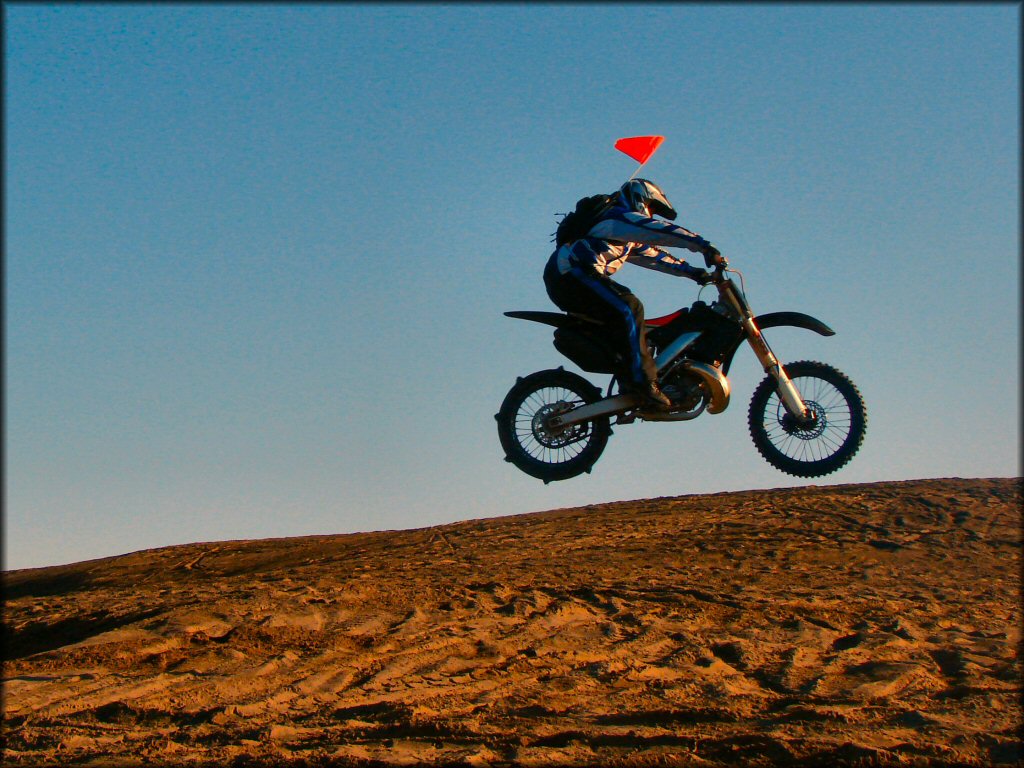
<box><xmin>3</xmin><ymin>477</ymin><xmax>1021</xmax><ymax>767</ymax></box>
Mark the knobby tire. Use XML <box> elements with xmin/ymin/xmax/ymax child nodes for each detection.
<box><xmin>748</xmin><ymin>360</ymin><xmax>866</xmax><ymax>478</ymax></box>
<box><xmin>496</xmin><ymin>368</ymin><xmax>610</xmax><ymax>482</ymax></box>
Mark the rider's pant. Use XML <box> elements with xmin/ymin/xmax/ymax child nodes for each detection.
<box><xmin>544</xmin><ymin>257</ymin><xmax>658</xmax><ymax>385</ymax></box>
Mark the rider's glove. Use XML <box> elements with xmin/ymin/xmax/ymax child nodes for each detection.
<box><xmin>692</xmin><ymin>268</ymin><xmax>714</xmax><ymax>286</ymax></box>
<box><xmin>681</xmin><ymin>263</ymin><xmax>713</xmax><ymax>285</ymax></box>
<box><xmin>702</xmin><ymin>244</ymin><xmax>723</xmax><ymax>268</ymax></box>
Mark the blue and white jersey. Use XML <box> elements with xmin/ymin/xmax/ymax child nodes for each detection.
<box><xmin>552</xmin><ymin>202</ymin><xmax>711</xmax><ymax>278</ymax></box>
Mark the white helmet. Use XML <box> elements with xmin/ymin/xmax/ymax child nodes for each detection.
<box><xmin>618</xmin><ymin>178</ymin><xmax>677</xmax><ymax>220</ymax></box>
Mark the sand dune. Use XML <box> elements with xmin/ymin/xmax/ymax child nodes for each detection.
<box><xmin>3</xmin><ymin>477</ymin><xmax>1021</xmax><ymax>766</ymax></box>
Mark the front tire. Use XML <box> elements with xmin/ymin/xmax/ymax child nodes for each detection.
<box><xmin>748</xmin><ymin>360</ymin><xmax>866</xmax><ymax>478</ymax></box>
<box><xmin>496</xmin><ymin>368</ymin><xmax>610</xmax><ymax>482</ymax></box>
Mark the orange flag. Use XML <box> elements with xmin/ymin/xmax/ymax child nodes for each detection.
<box><xmin>614</xmin><ymin>135</ymin><xmax>665</xmax><ymax>165</ymax></box>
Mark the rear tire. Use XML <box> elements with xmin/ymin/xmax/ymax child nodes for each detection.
<box><xmin>496</xmin><ymin>368</ymin><xmax>610</xmax><ymax>482</ymax></box>
<box><xmin>748</xmin><ymin>360</ymin><xmax>866</xmax><ymax>478</ymax></box>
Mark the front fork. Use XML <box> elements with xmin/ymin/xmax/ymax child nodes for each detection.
<box><xmin>717</xmin><ymin>277</ymin><xmax>810</xmax><ymax>421</ymax></box>
<box><xmin>742</xmin><ymin>317</ymin><xmax>809</xmax><ymax>419</ymax></box>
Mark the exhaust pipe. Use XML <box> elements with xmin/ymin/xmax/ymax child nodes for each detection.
<box><xmin>643</xmin><ymin>360</ymin><xmax>731</xmax><ymax>421</ymax></box>
<box><xmin>681</xmin><ymin>360</ymin><xmax>730</xmax><ymax>414</ymax></box>
<box><xmin>547</xmin><ymin>361</ymin><xmax>731</xmax><ymax>431</ymax></box>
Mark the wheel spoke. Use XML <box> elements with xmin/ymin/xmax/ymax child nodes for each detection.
<box><xmin>512</xmin><ymin>384</ymin><xmax>595</xmax><ymax>465</ymax></box>
<box><xmin>761</xmin><ymin>374</ymin><xmax>855</xmax><ymax>463</ymax></box>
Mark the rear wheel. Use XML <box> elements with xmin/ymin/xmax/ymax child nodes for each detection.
<box><xmin>496</xmin><ymin>368</ymin><xmax>610</xmax><ymax>482</ymax></box>
<box><xmin>748</xmin><ymin>360</ymin><xmax>866</xmax><ymax>478</ymax></box>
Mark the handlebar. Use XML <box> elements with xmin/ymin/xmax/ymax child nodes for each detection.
<box><xmin>703</xmin><ymin>247</ymin><xmax>728</xmax><ymax>270</ymax></box>
<box><xmin>703</xmin><ymin>249</ymin><xmax>729</xmax><ymax>286</ymax></box>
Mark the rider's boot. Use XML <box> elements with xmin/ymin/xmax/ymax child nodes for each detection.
<box><xmin>624</xmin><ymin>379</ymin><xmax>671</xmax><ymax>410</ymax></box>
<box><xmin>644</xmin><ymin>381</ymin><xmax>673</xmax><ymax>410</ymax></box>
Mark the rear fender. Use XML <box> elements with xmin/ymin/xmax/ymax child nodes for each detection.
<box><xmin>505</xmin><ymin>310</ymin><xmax>604</xmax><ymax>329</ymax></box>
<box><xmin>506</xmin><ymin>311</ymin><xmax>617</xmax><ymax>374</ymax></box>
<box><xmin>505</xmin><ymin>310</ymin><xmax>571</xmax><ymax>329</ymax></box>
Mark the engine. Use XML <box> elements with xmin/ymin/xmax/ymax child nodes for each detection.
<box><xmin>660</xmin><ymin>368</ymin><xmax>708</xmax><ymax>415</ymax></box>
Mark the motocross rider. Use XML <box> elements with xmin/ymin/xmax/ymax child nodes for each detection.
<box><xmin>543</xmin><ymin>178</ymin><xmax>721</xmax><ymax>409</ymax></box>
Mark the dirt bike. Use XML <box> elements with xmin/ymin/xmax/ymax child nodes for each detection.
<box><xmin>496</xmin><ymin>252</ymin><xmax>866</xmax><ymax>483</ymax></box>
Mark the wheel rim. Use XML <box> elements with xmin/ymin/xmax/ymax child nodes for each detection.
<box><xmin>759</xmin><ymin>375</ymin><xmax>854</xmax><ymax>465</ymax></box>
<box><xmin>514</xmin><ymin>385</ymin><xmax>595</xmax><ymax>466</ymax></box>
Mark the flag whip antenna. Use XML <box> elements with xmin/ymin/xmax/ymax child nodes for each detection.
<box><xmin>614</xmin><ymin>135</ymin><xmax>665</xmax><ymax>182</ymax></box>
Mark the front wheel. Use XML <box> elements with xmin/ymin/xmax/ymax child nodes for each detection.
<box><xmin>496</xmin><ymin>368</ymin><xmax>610</xmax><ymax>482</ymax></box>
<box><xmin>748</xmin><ymin>360</ymin><xmax>866</xmax><ymax>478</ymax></box>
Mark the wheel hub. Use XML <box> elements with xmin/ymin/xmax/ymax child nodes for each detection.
<box><xmin>781</xmin><ymin>400</ymin><xmax>826</xmax><ymax>440</ymax></box>
<box><xmin>532</xmin><ymin>402</ymin><xmax>583</xmax><ymax>448</ymax></box>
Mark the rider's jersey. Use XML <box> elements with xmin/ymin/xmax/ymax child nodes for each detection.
<box><xmin>552</xmin><ymin>202</ymin><xmax>711</xmax><ymax>278</ymax></box>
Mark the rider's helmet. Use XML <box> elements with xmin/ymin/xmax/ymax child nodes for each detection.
<box><xmin>618</xmin><ymin>178</ymin><xmax>678</xmax><ymax>220</ymax></box>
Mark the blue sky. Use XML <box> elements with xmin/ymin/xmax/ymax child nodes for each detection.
<box><xmin>6</xmin><ymin>4</ymin><xmax>1020</xmax><ymax>571</ymax></box>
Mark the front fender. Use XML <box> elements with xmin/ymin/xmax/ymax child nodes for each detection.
<box><xmin>754</xmin><ymin>311</ymin><xmax>835</xmax><ymax>337</ymax></box>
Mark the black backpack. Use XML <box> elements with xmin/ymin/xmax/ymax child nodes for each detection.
<box><xmin>553</xmin><ymin>193</ymin><xmax>615</xmax><ymax>247</ymax></box>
